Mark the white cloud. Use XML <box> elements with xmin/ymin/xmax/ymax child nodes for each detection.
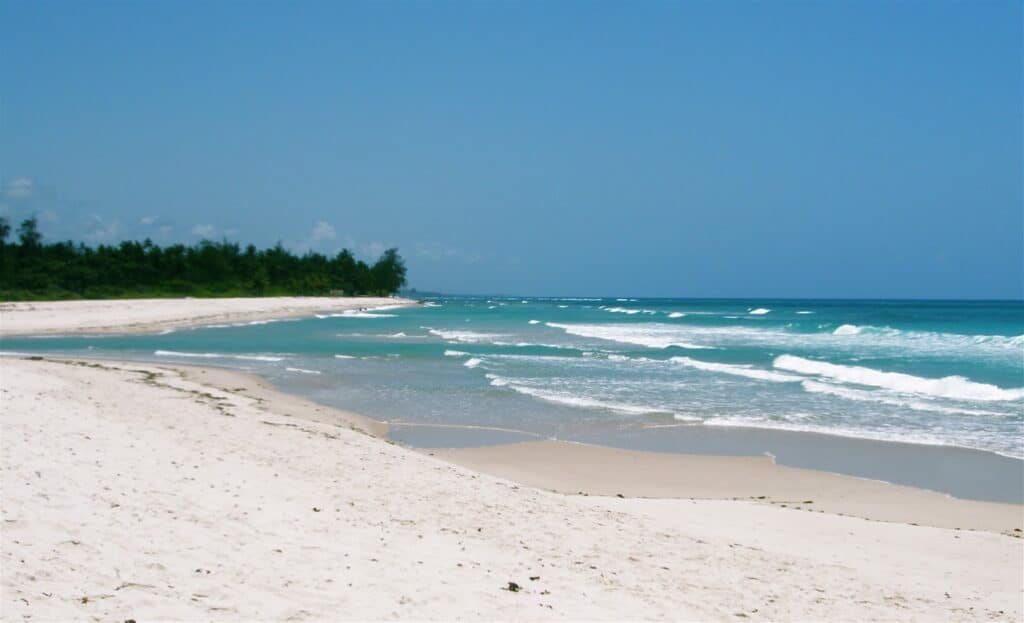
<box><xmin>295</xmin><ymin>220</ymin><xmax>338</xmax><ymax>252</ymax></box>
<box><xmin>414</xmin><ymin>242</ymin><xmax>484</xmax><ymax>264</ymax></box>
<box><xmin>140</xmin><ymin>216</ymin><xmax>157</xmax><ymax>226</ymax></box>
<box><xmin>191</xmin><ymin>223</ymin><xmax>216</xmax><ymax>238</ymax></box>
<box><xmin>362</xmin><ymin>241</ymin><xmax>386</xmax><ymax>259</ymax></box>
<box><xmin>4</xmin><ymin>177</ymin><xmax>34</xmax><ymax>199</ymax></box>
<box><xmin>39</xmin><ymin>209</ymin><xmax>60</xmax><ymax>224</ymax></box>
<box><xmin>311</xmin><ymin>220</ymin><xmax>336</xmax><ymax>243</ymax></box>
<box><xmin>83</xmin><ymin>213</ymin><xmax>122</xmax><ymax>243</ymax></box>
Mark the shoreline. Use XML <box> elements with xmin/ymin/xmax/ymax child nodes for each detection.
<box><xmin>15</xmin><ymin>353</ymin><xmax>1024</xmax><ymax>534</ymax></box>
<box><xmin>198</xmin><ymin>366</ymin><xmax>1024</xmax><ymax>533</ymax></box>
<box><xmin>3</xmin><ymin>354</ymin><xmax>1022</xmax><ymax>620</ymax></box>
<box><xmin>1</xmin><ymin>297</ymin><xmax>1020</xmax><ymax>524</ymax></box>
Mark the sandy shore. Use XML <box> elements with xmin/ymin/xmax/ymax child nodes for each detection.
<box><xmin>2</xmin><ymin>355</ymin><xmax>1022</xmax><ymax>621</ymax></box>
<box><xmin>0</xmin><ymin>296</ymin><xmax>415</xmax><ymax>337</ymax></box>
<box><xmin>2</xmin><ymin>299</ymin><xmax>1022</xmax><ymax>619</ymax></box>
<box><xmin>432</xmin><ymin>441</ymin><xmax>1024</xmax><ymax>533</ymax></box>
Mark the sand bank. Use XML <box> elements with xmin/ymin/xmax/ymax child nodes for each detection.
<box><xmin>2</xmin><ymin>356</ymin><xmax>1022</xmax><ymax>621</ymax></box>
<box><xmin>0</xmin><ymin>296</ymin><xmax>415</xmax><ymax>337</ymax></box>
<box><xmin>431</xmin><ymin>441</ymin><xmax>1023</xmax><ymax>533</ymax></box>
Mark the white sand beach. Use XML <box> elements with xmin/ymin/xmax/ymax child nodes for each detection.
<box><xmin>0</xmin><ymin>296</ymin><xmax>414</xmax><ymax>337</ymax></box>
<box><xmin>1</xmin><ymin>300</ymin><xmax>1022</xmax><ymax>621</ymax></box>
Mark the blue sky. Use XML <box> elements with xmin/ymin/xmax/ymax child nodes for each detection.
<box><xmin>1</xmin><ymin>1</ymin><xmax>1020</xmax><ymax>298</ymax></box>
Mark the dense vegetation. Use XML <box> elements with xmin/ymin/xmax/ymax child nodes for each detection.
<box><xmin>0</xmin><ymin>217</ymin><xmax>407</xmax><ymax>300</ymax></box>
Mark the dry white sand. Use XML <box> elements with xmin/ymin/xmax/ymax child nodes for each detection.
<box><xmin>0</xmin><ymin>296</ymin><xmax>414</xmax><ymax>336</ymax></box>
<box><xmin>3</xmin><ymin>356</ymin><xmax>1022</xmax><ymax>621</ymax></box>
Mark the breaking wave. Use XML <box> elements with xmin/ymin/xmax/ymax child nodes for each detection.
<box><xmin>546</xmin><ymin>323</ymin><xmax>713</xmax><ymax>350</ymax></box>
<box><xmin>669</xmin><ymin>356</ymin><xmax>803</xmax><ymax>383</ymax></box>
<box><xmin>154</xmin><ymin>350</ymin><xmax>284</xmax><ymax>362</ymax></box>
<box><xmin>485</xmin><ymin>374</ymin><xmax>674</xmax><ymax>416</ymax></box>
<box><xmin>774</xmin><ymin>355</ymin><xmax>1024</xmax><ymax>402</ymax></box>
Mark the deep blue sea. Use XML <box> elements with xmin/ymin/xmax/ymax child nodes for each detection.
<box><xmin>4</xmin><ymin>297</ymin><xmax>1022</xmax><ymax>459</ymax></box>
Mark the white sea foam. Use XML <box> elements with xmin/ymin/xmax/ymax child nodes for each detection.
<box><xmin>670</xmin><ymin>414</ymin><xmax>703</xmax><ymax>423</ymax></box>
<box><xmin>425</xmin><ymin>328</ymin><xmax>508</xmax><ymax>343</ymax></box>
<box><xmin>800</xmin><ymin>380</ymin><xmax>1003</xmax><ymax>416</ymax></box>
<box><xmin>670</xmin><ymin>357</ymin><xmax>803</xmax><ymax>383</ymax></box>
<box><xmin>154</xmin><ymin>350</ymin><xmax>284</xmax><ymax>362</ymax></box>
<box><xmin>774</xmin><ymin>355</ymin><xmax>1024</xmax><ymax>402</ymax></box>
<box><xmin>334</xmin><ymin>354</ymin><xmax>356</xmax><ymax>359</ymax></box>
<box><xmin>528</xmin><ymin>320</ymin><xmax>540</xmax><ymax>324</ymax></box>
<box><xmin>667</xmin><ymin>312</ymin><xmax>685</xmax><ymax>318</ymax></box>
<box><xmin>338</xmin><ymin>311</ymin><xmax>397</xmax><ymax>318</ymax></box>
<box><xmin>546</xmin><ymin>323</ymin><xmax>713</xmax><ymax>350</ymax></box>
<box><xmin>698</xmin><ymin>417</ymin><xmax>1023</xmax><ymax>460</ymax></box>
<box><xmin>285</xmin><ymin>367</ymin><xmax>322</xmax><ymax>375</ymax></box>
<box><xmin>463</xmin><ymin>357</ymin><xmax>483</xmax><ymax>369</ymax></box>
<box><xmin>551</xmin><ymin>322</ymin><xmax>1021</xmax><ymax>363</ymax></box>
<box><xmin>485</xmin><ymin>374</ymin><xmax>509</xmax><ymax>386</ymax></box>
<box><xmin>444</xmin><ymin>350</ymin><xmax>469</xmax><ymax>357</ymax></box>
<box><xmin>796</xmin><ymin>310</ymin><xmax>814</xmax><ymax>314</ymax></box>
<box><xmin>832</xmin><ymin>324</ymin><xmax>862</xmax><ymax>335</ymax></box>
<box><xmin>486</xmin><ymin>375</ymin><xmax>673</xmax><ymax>416</ymax></box>
<box><xmin>604</xmin><ymin>307</ymin><xmax>642</xmax><ymax>315</ymax></box>
<box><xmin>748</xmin><ymin>308</ymin><xmax>771</xmax><ymax>315</ymax></box>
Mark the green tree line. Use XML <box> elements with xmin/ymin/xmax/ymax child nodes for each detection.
<box><xmin>0</xmin><ymin>217</ymin><xmax>407</xmax><ymax>300</ymax></box>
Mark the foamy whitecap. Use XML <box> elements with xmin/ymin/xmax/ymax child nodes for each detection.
<box><xmin>670</xmin><ymin>356</ymin><xmax>803</xmax><ymax>383</ymax></box>
<box><xmin>463</xmin><ymin>357</ymin><xmax>483</xmax><ymax>369</ymax></box>
<box><xmin>748</xmin><ymin>308</ymin><xmax>771</xmax><ymax>315</ymax></box>
<box><xmin>285</xmin><ymin>367</ymin><xmax>322</xmax><ymax>375</ymax></box>
<box><xmin>334</xmin><ymin>354</ymin><xmax>356</xmax><ymax>359</ymax></box>
<box><xmin>528</xmin><ymin>320</ymin><xmax>540</xmax><ymax>324</ymax></box>
<box><xmin>153</xmin><ymin>350</ymin><xmax>284</xmax><ymax>362</ymax></box>
<box><xmin>667</xmin><ymin>312</ymin><xmax>685</xmax><ymax>318</ymax></box>
<box><xmin>444</xmin><ymin>350</ymin><xmax>469</xmax><ymax>357</ymax></box>
<box><xmin>339</xmin><ymin>311</ymin><xmax>397</xmax><ymax>318</ymax></box>
<box><xmin>487</xmin><ymin>376</ymin><xmax>673</xmax><ymax>416</ymax></box>
<box><xmin>425</xmin><ymin>328</ymin><xmax>508</xmax><ymax>343</ymax></box>
<box><xmin>485</xmin><ymin>374</ymin><xmax>509</xmax><ymax>387</ymax></box>
<box><xmin>833</xmin><ymin>324</ymin><xmax>862</xmax><ymax>335</ymax></box>
<box><xmin>774</xmin><ymin>355</ymin><xmax>1024</xmax><ymax>402</ymax></box>
<box><xmin>800</xmin><ymin>380</ymin><xmax>1002</xmax><ymax>416</ymax></box>
<box><xmin>546</xmin><ymin>322</ymin><xmax>713</xmax><ymax>350</ymax></box>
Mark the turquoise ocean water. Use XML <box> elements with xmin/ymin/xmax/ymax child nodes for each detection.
<box><xmin>3</xmin><ymin>298</ymin><xmax>1022</xmax><ymax>461</ymax></box>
